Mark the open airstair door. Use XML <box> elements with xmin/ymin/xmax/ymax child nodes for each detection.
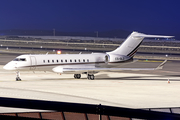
<box><xmin>30</xmin><ymin>56</ymin><xmax>36</xmax><ymax>70</ymax></box>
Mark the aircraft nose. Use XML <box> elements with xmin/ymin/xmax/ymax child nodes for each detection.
<box><xmin>3</xmin><ymin>65</ymin><xmax>9</xmax><ymax>70</ymax></box>
<box><xmin>3</xmin><ymin>63</ymin><xmax>16</xmax><ymax>70</ymax></box>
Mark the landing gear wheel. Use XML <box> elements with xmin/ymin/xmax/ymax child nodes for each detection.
<box><xmin>74</xmin><ymin>74</ymin><xmax>81</xmax><ymax>79</ymax></box>
<box><xmin>87</xmin><ymin>74</ymin><xmax>94</xmax><ymax>80</ymax></box>
<box><xmin>90</xmin><ymin>75</ymin><xmax>94</xmax><ymax>80</ymax></box>
<box><xmin>16</xmin><ymin>77</ymin><xmax>21</xmax><ymax>81</ymax></box>
<box><xmin>77</xmin><ymin>74</ymin><xmax>81</xmax><ymax>79</ymax></box>
<box><xmin>87</xmin><ymin>75</ymin><xmax>90</xmax><ymax>80</ymax></box>
<box><xmin>74</xmin><ymin>74</ymin><xmax>77</xmax><ymax>79</ymax></box>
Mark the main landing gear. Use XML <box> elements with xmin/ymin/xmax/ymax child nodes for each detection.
<box><xmin>16</xmin><ymin>71</ymin><xmax>21</xmax><ymax>81</ymax></box>
<box><xmin>87</xmin><ymin>74</ymin><xmax>94</xmax><ymax>80</ymax></box>
<box><xmin>74</xmin><ymin>74</ymin><xmax>81</xmax><ymax>79</ymax></box>
<box><xmin>74</xmin><ymin>74</ymin><xmax>95</xmax><ymax>80</ymax></box>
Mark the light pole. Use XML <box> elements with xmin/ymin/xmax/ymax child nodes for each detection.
<box><xmin>94</xmin><ymin>31</ymin><xmax>98</xmax><ymax>44</ymax></box>
<box><xmin>95</xmin><ymin>31</ymin><xmax>98</xmax><ymax>37</ymax></box>
<box><xmin>53</xmin><ymin>29</ymin><xmax>55</xmax><ymax>36</ymax></box>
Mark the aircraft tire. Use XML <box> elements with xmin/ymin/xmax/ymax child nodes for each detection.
<box><xmin>77</xmin><ymin>74</ymin><xmax>81</xmax><ymax>79</ymax></box>
<box><xmin>16</xmin><ymin>77</ymin><xmax>21</xmax><ymax>81</ymax></box>
<box><xmin>87</xmin><ymin>74</ymin><xmax>90</xmax><ymax>80</ymax></box>
<box><xmin>87</xmin><ymin>74</ymin><xmax>94</xmax><ymax>80</ymax></box>
<box><xmin>90</xmin><ymin>75</ymin><xmax>94</xmax><ymax>80</ymax></box>
<box><xmin>74</xmin><ymin>74</ymin><xmax>77</xmax><ymax>79</ymax></box>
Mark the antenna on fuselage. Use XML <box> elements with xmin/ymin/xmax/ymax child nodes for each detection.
<box><xmin>79</xmin><ymin>52</ymin><xmax>82</xmax><ymax>54</ymax></box>
<box><xmin>46</xmin><ymin>52</ymin><xmax>49</xmax><ymax>55</ymax></box>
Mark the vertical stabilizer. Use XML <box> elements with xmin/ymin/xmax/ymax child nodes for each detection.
<box><xmin>107</xmin><ymin>32</ymin><xmax>144</xmax><ymax>57</ymax></box>
<box><xmin>107</xmin><ymin>32</ymin><xmax>173</xmax><ymax>58</ymax></box>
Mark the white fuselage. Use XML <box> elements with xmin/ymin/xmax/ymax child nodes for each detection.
<box><xmin>3</xmin><ymin>53</ymin><xmax>107</xmax><ymax>73</ymax></box>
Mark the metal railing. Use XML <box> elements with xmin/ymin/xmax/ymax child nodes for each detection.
<box><xmin>0</xmin><ymin>97</ymin><xmax>179</xmax><ymax>119</ymax></box>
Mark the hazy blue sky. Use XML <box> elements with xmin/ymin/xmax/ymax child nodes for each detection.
<box><xmin>0</xmin><ymin>0</ymin><xmax>180</xmax><ymax>35</ymax></box>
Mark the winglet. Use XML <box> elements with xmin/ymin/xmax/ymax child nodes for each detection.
<box><xmin>156</xmin><ymin>60</ymin><xmax>167</xmax><ymax>70</ymax></box>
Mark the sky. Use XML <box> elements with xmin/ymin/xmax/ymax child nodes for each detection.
<box><xmin>0</xmin><ymin>0</ymin><xmax>180</xmax><ymax>36</ymax></box>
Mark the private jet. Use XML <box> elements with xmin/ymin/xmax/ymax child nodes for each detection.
<box><xmin>3</xmin><ymin>32</ymin><xmax>172</xmax><ymax>81</ymax></box>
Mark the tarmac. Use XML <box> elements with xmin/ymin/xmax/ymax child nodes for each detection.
<box><xmin>1</xmin><ymin>53</ymin><xmax>180</xmax><ymax>113</ymax></box>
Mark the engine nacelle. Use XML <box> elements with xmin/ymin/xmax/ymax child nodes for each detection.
<box><xmin>105</xmin><ymin>54</ymin><xmax>132</xmax><ymax>63</ymax></box>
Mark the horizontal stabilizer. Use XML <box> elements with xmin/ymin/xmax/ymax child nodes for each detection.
<box><xmin>133</xmin><ymin>33</ymin><xmax>174</xmax><ymax>38</ymax></box>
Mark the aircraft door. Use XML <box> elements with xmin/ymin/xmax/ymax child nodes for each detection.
<box><xmin>30</xmin><ymin>56</ymin><xmax>36</xmax><ymax>70</ymax></box>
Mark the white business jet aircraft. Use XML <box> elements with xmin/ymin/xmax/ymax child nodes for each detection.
<box><xmin>3</xmin><ymin>32</ymin><xmax>173</xmax><ymax>81</ymax></box>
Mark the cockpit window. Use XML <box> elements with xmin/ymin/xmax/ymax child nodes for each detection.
<box><xmin>20</xmin><ymin>58</ymin><xmax>26</xmax><ymax>61</ymax></box>
<box><xmin>13</xmin><ymin>58</ymin><xmax>26</xmax><ymax>61</ymax></box>
<box><xmin>13</xmin><ymin>58</ymin><xmax>19</xmax><ymax>61</ymax></box>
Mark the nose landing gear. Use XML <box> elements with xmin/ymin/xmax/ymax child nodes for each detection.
<box><xmin>16</xmin><ymin>71</ymin><xmax>21</xmax><ymax>81</ymax></box>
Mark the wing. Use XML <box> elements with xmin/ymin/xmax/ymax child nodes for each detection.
<box><xmin>52</xmin><ymin>60</ymin><xmax>167</xmax><ymax>73</ymax></box>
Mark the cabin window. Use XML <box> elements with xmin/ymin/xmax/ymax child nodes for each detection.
<box><xmin>70</xmin><ymin>60</ymin><xmax>72</xmax><ymax>62</ymax></box>
<box><xmin>65</xmin><ymin>60</ymin><xmax>67</xmax><ymax>62</ymax></box>
<box><xmin>83</xmin><ymin>59</ymin><xmax>85</xmax><ymax>62</ymax></box>
<box><xmin>43</xmin><ymin>60</ymin><xmax>45</xmax><ymax>63</ymax></box>
<box><xmin>87</xmin><ymin>59</ymin><xmax>89</xmax><ymax>62</ymax></box>
<box><xmin>57</xmin><ymin>60</ymin><xmax>59</xmax><ymax>63</ymax></box>
<box><xmin>52</xmin><ymin>60</ymin><xmax>54</xmax><ymax>63</ymax></box>
<box><xmin>74</xmin><ymin>60</ymin><xmax>76</xmax><ymax>62</ymax></box>
<box><xmin>48</xmin><ymin>60</ymin><xmax>50</xmax><ymax>63</ymax></box>
<box><xmin>79</xmin><ymin>59</ymin><xmax>80</xmax><ymax>62</ymax></box>
<box><xmin>61</xmin><ymin>60</ymin><xmax>63</xmax><ymax>62</ymax></box>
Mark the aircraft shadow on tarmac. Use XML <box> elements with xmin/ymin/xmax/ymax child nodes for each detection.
<box><xmin>93</xmin><ymin>74</ymin><xmax>180</xmax><ymax>81</ymax></box>
<box><xmin>39</xmin><ymin>74</ymin><xmax>180</xmax><ymax>81</ymax></box>
<box><xmin>164</xmin><ymin>74</ymin><xmax>180</xmax><ymax>77</ymax></box>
